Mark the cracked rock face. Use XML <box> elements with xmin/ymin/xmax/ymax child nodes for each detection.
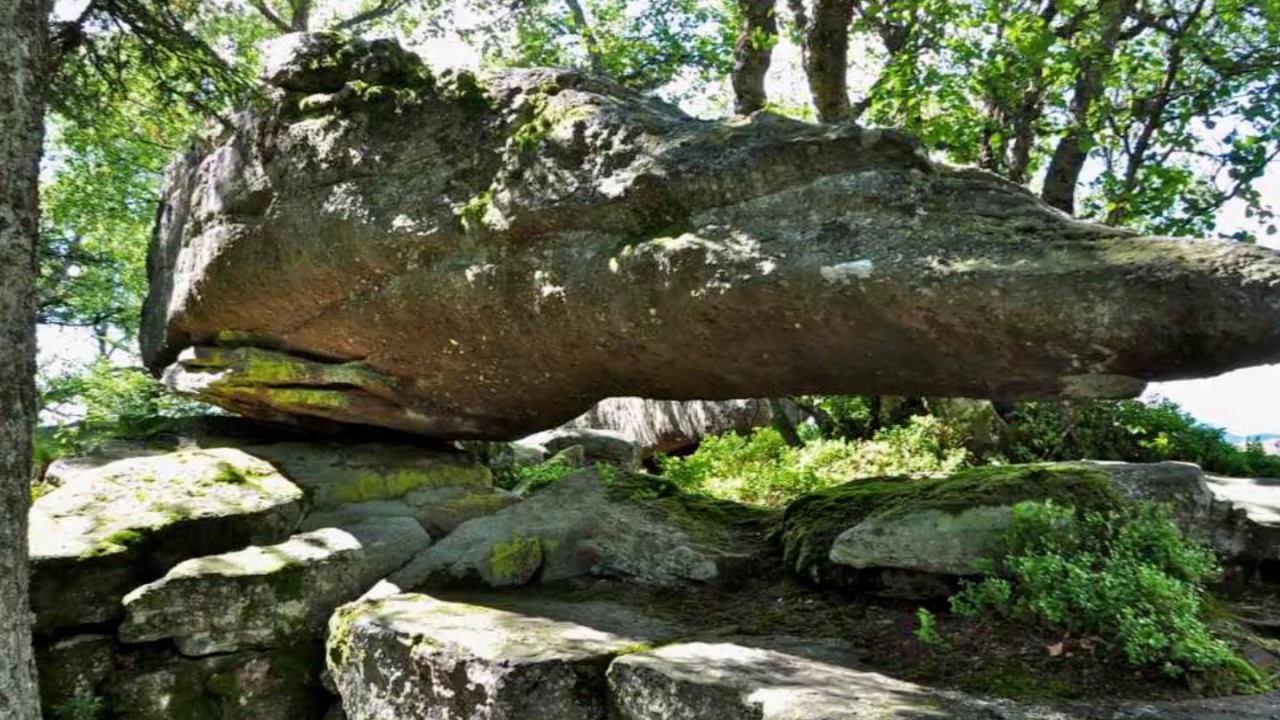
<box><xmin>143</xmin><ymin>31</ymin><xmax>1280</xmax><ymax>439</ymax></box>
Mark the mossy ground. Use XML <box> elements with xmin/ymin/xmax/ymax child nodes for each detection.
<box><xmin>778</xmin><ymin>464</ymin><xmax>1122</xmax><ymax>582</ymax></box>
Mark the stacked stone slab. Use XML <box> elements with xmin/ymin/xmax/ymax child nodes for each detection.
<box><xmin>29</xmin><ymin>434</ymin><xmax>503</xmax><ymax>720</ymax></box>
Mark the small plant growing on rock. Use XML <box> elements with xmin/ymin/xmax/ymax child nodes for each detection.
<box><xmin>952</xmin><ymin>500</ymin><xmax>1265</xmax><ymax>688</ymax></box>
<box><xmin>914</xmin><ymin>608</ymin><xmax>948</xmax><ymax>649</ymax></box>
<box><xmin>52</xmin><ymin>696</ymin><xmax>104</xmax><ymax>720</ymax></box>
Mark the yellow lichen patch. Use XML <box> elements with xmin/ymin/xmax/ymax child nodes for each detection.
<box><xmin>486</xmin><ymin>536</ymin><xmax>543</xmax><ymax>587</ymax></box>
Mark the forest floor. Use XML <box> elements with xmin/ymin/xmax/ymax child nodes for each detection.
<box><xmin>490</xmin><ymin>565</ymin><xmax>1280</xmax><ymax>704</ymax></box>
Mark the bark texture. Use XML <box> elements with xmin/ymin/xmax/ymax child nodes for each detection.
<box><xmin>1041</xmin><ymin>0</ymin><xmax>1135</xmax><ymax>213</ymax></box>
<box><xmin>0</xmin><ymin>0</ymin><xmax>49</xmax><ymax>717</ymax></box>
<box><xmin>790</xmin><ymin>0</ymin><xmax>855</xmax><ymax>122</ymax></box>
<box><xmin>732</xmin><ymin>0</ymin><xmax>778</xmax><ymax>115</ymax></box>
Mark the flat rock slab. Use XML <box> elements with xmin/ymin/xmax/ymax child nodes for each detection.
<box><xmin>327</xmin><ymin>592</ymin><xmax>678</xmax><ymax>720</ymax></box>
<box><xmin>143</xmin><ymin>32</ymin><xmax>1280</xmax><ymax>439</ymax></box>
<box><xmin>120</xmin><ymin>518</ymin><xmax>430</xmax><ymax>655</ymax></box>
<box><xmin>29</xmin><ymin>448</ymin><xmax>304</xmax><ymax>634</ymax></box>
<box><xmin>608</xmin><ymin>638</ymin><xmax>1280</xmax><ymax>720</ymax></box>
<box><xmin>1206</xmin><ymin>474</ymin><xmax>1280</xmax><ymax>560</ymax></box>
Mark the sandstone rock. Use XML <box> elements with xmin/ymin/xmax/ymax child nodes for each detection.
<box><xmin>608</xmin><ymin>638</ymin><xmax>1066</xmax><ymax>720</ymax></box>
<box><xmin>327</xmin><ymin>592</ymin><xmax>676</xmax><ymax>720</ymax></box>
<box><xmin>241</xmin><ymin>441</ymin><xmax>493</xmax><ymax>509</ymax></box>
<box><xmin>608</xmin><ymin>637</ymin><xmax>1280</xmax><ymax>720</ymax></box>
<box><xmin>780</xmin><ymin>464</ymin><xmax>1122</xmax><ymax>595</ymax></box>
<box><xmin>386</xmin><ymin>468</ymin><xmax>764</xmax><ymax>591</ymax></box>
<box><xmin>784</xmin><ymin>462</ymin><xmax>1262</xmax><ymax>596</ymax></box>
<box><xmin>36</xmin><ymin>634</ymin><xmax>117</xmax><ymax>715</ymax></box>
<box><xmin>143</xmin><ymin>32</ymin><xmax>1280</xmax><ymax>439</ymax></box>
<box><xmin>107</xmin><ymin>643</ymin><xmax>330</xmax><ymax>720</ymax></box>
<box><xmin>519</xmin><ymin>428</ymin><xmax>641</xmax><ymax>470</ymax></box>
<box><xmin>300</xmin><ymin>487</ymin><xmax>518</xmax><ymax>538</ymax></box>
<box><xmin>119</xmin><ymin>518</ymin><xmax>430</xmax><ymax>656</ymax></box>
<box><xmin>1204</xmin><ymin>474</ymin><xmax>1280</xmax><ymax>561</ymax></box>
<box><xmin>29</xmin><ymin>448</ymin><xmax>304</xmax><ymax>634</ymax></box>
<box><xmin>561</xmin><ymin>397</ymin><xmax>802</xmax><ymax>455</ymax></box>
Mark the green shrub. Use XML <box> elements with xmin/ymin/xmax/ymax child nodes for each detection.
<box><xmin>952</xmin><ymin>500</ymin><xmax>1262</xmax><ymax>685</ymax></box>
<box><xmin>661</xmin><ymin>416</ymin><xmax>970</xmax><ymax>507</ymax></box>
<box><xmin>52</xmin><ymin>697</ymin><xmax>104</xmax><ymax>720</ymax></box>
<box><xmin>507</xmin><ymin>456</ymin><xmax>581</xmax><ymax>494</ymax></box>
<box><xmin>1001</xmin><ymin>399</ymin><xmax>1280</xmax><ymax>477</ymax></box>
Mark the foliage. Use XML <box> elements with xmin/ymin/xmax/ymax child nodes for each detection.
<box><xmin>51</xmin><ymin>696</ymin><xmax>104</xmax><ymax>720</ymax></box>
<box><xmin>505</xmin><ymin>454</ymin><xmax>582</xmax><ymax>494</ymax></box>
<box><xmin>951</xmin><ymin>500</ymin><xmax>1262</xmax><ymax>685</ymax></box>
<box><xmin>914</xmin><ymin>607</ymin><xmax>948</xmax><ymax>648</ymax></box>
<box><xmin>35</xmin><ymin>359</ymin><xmax>211</xmax><ymax>474</ymax></box>
<box><xmin>848</xmin><ymin>0</ymin><xmax>1280</xmax><ymax>237</ymax></box>
<box><xmin>1000</xmin><ymin>398</ymin><xmax>1280</xmax><ymax>477</ymax></box>
<box><xmin>465</xmin><ymin>0</ymin><xmax>735</xmax><ymax>92</ymax></box>
<box><xmin>661</xmin><ymin>417</ymin><xmax>970</xmax><ymax>506</ymax></box>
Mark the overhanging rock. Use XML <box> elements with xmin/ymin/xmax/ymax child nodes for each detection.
<box><xmin>142</xmin><ymin>31</ymin><xmax>1280</xmax><ymax>439</ymax></box>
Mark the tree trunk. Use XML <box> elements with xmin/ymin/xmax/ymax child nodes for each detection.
<box><xmin>732</xmin><ymin>0</ymin><xmax>778</xmax><ymax>115</ymax></box>
<box><xmin>0</xmin><ymin>1</ymin><xmax>49</xmax><ymax>718</ymax></box>
<box><xmin>791</xmin><ymin>0</ymin><xmax>855</xmax><ymax>122</ymax></box>
<box><xmin>1041</xmin><ymin>0</ymin><xmax>1134</xmax><ymax>214</ymax></box>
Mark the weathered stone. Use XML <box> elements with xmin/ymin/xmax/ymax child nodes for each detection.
<box><xmin>519</xmin><ymin>428</ymin><xmax>642</xmax><ymax>470</ymax></box>
<box><xmin>785</xmin><ymin>462</ymin><xmax>1263</xmax><ymax>596</ymax></box>
<box><xmin>29</xmin><ymin>448</ymin><xmax>304</xmax><ymax>634</ymax></box>
<box><xmin>107</xmin><ymin>643</ymin><xmax>330</xmax><ymax>720</ymax></box>
<box><xmin>562</xmin><ymin>397</ymin><xmax>803</xmax><ymax>455</ymax></box>
<box><xmin>1204</xmin><ymin>474</ymin><xmax>1280</xmax><ymax>561</ymax></box>
<box><xmin>120</xmin><ymin>518</ymin><xmax>429</xmax><ymax>656</ymax></box>
<box><xmin>608</xmin><ymin>637</ymin><xmax>1280</xmax><ymax>720</ymax></box>
<box><xmin>830</xmin><ymin>505</ymin><xmax>1015</xmax><ymax>576</ymax></box>
<box><xmin>327</xmin><ymin>592</ymin><xmax>676</xmax><ymax>720</ymax></box>
<box><xmin>608</xmin><ymin>638</ymin><xmax>1066</xmax><ymax>720</ymax></box>
<box><xmin>780</xmin><ymin>464</ymin><xmax>1122</xmax><ymax>594</ymax></box>
<box><xmin>142</xmin><ymin>32</ymin><xmax>1280</xmax><ymax>439</ymax></box>
<box><xmin>300</xmin><ymin>487</ymin><xmax>519</xmax><ymax>538</ymax></box>
<box><xmin>386</xmin><ymin>469</ymin><xmax>764</xmax><ymax>591</ymax></box>
<box><xmin>36</xmin><ymin>634</ymin><xmax>117</xmax><ymax>716</ymax></box>
<box><xmin>242</xmin><ymin>441</ymin><xmax>493</xmax><ymax>509</ymax></box>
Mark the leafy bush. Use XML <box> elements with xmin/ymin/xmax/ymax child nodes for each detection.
<box><xmin>952</xmin><ymin>500</ymin><xmax>1261</xmax><ymax>685</ymax></box>
<box><xmin>661</xmin><ymin>416</ymin><xmax>970</xmax><ymax>506</ymax></box>
<box><xmin>505</xmin><ymin>452</ymin><xmax>582</xmax><ymax>494</ymax></box>
<box><xmin>1001</xmin><ymin>399</ymin><xmax>1280</xmax><ymax>477</ymax></box>
<box><xmin>35</xmin><ymin>359</ymin><xmax>212</xmax><ymax>473</ymax></box>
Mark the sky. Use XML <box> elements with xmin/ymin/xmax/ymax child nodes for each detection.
<box><xmin>40</xmin><ymin>0</ymin><xmax>1280</xmax><ymax>437</ymax></box>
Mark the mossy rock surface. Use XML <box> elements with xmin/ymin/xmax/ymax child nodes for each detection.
<box><xmin>387</xmin><ymin>468</ymin><xmax>772</xmax><ymax>591</ymax></box>
<box><xmin>29</xmin><ymin>448</ymin><xmax>305</xmax><ymax>634</ymax></box>
<box><xmin>106</xmin><ymin>642</ymin><xmax>329</xmax><ymax>720</ymax></box>
<box><xmin>326</xmin><ymin>591</ymin><xmax>677</xmax><ymax>720</ymax></box>
<box><xmin>245</xmin><ymin>441</ymin><xmax>493</xmax><ymax>508</ymax></box>
<box><xmin>779</xmin><ymin>463</ymin><xmax>1123</xmax><ymax>589</ymax></box>
<box><xmin>119</xmin><ymin>518</ymin><xmax>430</xmax><ymax>656</ymax></box>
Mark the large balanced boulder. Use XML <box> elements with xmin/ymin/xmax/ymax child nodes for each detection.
<box><xmin>29</xmin><ymin>448</ymin><xmax>304</xmax><ymax>634</ymax></box>
<box><xmin>142</xmin><ymin>31</ymin><xmax>1280</xmax><ymax>439</ymax></box>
